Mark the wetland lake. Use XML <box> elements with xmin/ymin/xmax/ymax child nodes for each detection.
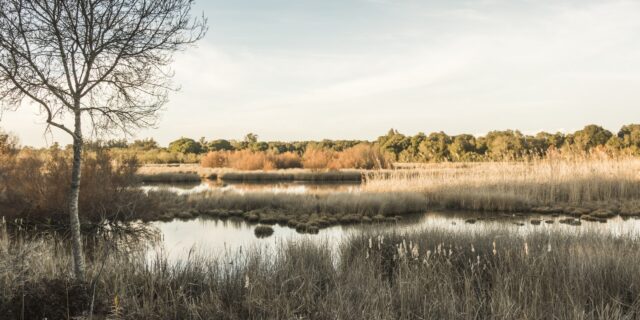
<box><xmin>146</xmin><ymin>181</ymin><xmax>640</xmax><ymax>262</ymax></box>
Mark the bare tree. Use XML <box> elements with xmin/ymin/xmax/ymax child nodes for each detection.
<box><xmin>0</xmin><ymin>0</ymin><xmax>207</xmax><ymax>280</ymax></box>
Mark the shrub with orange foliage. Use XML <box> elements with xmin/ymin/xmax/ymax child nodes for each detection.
<box><xmin>228</xmin><ymin>150</ymin><xmax>274</xmax><ymax>170</ymax></box>
<box><xmin>201</xmin><ymin>150</ymin><xmax>304</xmax><ymax>170</ymax></box>
<box><xmin>200</xmin><ymin>151</ymin><xmax>229</xmax><ymax>168</ymax></box>
<box><xmin>199</xmin><ymin>144</ymin><xmax>391</xmax><ymax>170</ymax></box>
<box><xmin>273</xmin><ymin>152</ymin><xmax>303</xmax><ymax>169</ymax></box>
<box><xmin>333</xmin><ymin>144</ymin><xmax>391</xmax><ymax>169</ymax></box>
<box><xmin>302</xmin><ymin>147</ymin><xmax>335</xmax><ymax>170</ymax></box>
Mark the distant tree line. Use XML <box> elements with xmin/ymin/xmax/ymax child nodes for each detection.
<box><xmin>93</xmin><ymin>133</ymin><xmax>365</xmax><ymax>156</ymax></box>
<box><xmin>77</xmin><ymin>124</ymin><xmax>640</xmax><ymax>163</ymax></box>
<box><xmin>377</xmin><ymin>124</ymin><xmax>640</xmax><ymax>162</ymax></box>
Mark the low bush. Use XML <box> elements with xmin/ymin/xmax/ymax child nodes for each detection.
<box><xmin>332</xmin><ymin>143</ymin><xmax>391</xmax><ymax>169</ymax></box>
<box><xmin>302</xmin><ymin>146</ymin><xmax>335</xmax><ymax>169</ymax></box>
<box><xmin>0</xmin><ymin>146</ymin><xmax>154</xmax><ymax>225</ymax></box>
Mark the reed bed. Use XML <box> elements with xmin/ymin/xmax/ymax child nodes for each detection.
<box><xmin>147</xmin><ymin>157</ymin><xmax>640</xmax><ymax>230</ymax></box>
<box><xmin>365</xmin><ymin>157</ymin><xmax>640</xmax><ymax>213</ymax></box>
<box><xmin>2</xmin><ymin>223</ymin><xmax>640</xmax><ymax>319</ymax></box>
<box><xmin>143</xmin><ymin>157</ymin><xmax>640</xmax><ymax>229</ymax></box>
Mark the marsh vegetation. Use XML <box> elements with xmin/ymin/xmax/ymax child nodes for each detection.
<box><xmin>3</xmin><ymin>221</ymin><xmax>640</xmax><ymax>319</ymax></box>
<box><xmin>136</xmin><ymin>155</ymin><xmax>640</xmax><ymax>232</ymax></box>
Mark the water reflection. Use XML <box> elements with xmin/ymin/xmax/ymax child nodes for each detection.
<box><xmin>142</xmin><ymin>180</ymin><xmax>361</xmax><ymax>195</ymax></box>
<box><xmin>151</xmin><ymin>212</ymin><xmax>640</xmax><ymax>262</ymax></box>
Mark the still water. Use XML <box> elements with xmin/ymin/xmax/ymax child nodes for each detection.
<box><xmin>151</xmin><ymin>212</ymin><xmax>640</xmax><ymax>262</ymax></box>
<box><xmin>144</xmin><ymin>181</ymin><xmax>640</xmax><ymax>262</ymax></box>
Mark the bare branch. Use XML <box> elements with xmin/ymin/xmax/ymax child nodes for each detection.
<box><xmin>0</xmin><ymin>0</ymin><xmax>207</xmax><ymax>139</ymax></box>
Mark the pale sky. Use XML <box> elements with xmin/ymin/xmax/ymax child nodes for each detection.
<box><xmin>2</xmin><ymin>0</ymin><xmax>640</xmax><ymax>147</ymax></box>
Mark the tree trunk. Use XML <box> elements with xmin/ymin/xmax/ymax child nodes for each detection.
<box><xmin>70</xmin><ymin>112</ymin><xmax>86</xmax><ymax>281</ymax></box>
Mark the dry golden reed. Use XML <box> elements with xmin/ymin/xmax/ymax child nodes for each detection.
<box><xmin>364</xmin><ymin>154</ymin><xmax>640</xmax><ymax>212</ymax></box>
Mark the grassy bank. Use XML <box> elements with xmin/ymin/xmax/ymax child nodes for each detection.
<box><xmin>146</xmin><ymin>190</ymin><xmax>426</xmax><ymax>232</ymax></box>
<box><xmin>151</xmin><ymin>192</ymin><xmax>640</xmax><ymax>234</ymax></box>
<box><xmin>137</xmin><ymin>164</ymin><xmax>364</xmax><ymax>183</ymax></box>
<box><xmin>218</xmin><ymin>169</ymin><xmax>362</xmax><ymax>182</ymax></box>
<box><xmin>2</xmin><ymin>224</ymin><xmax>640</xmax><ymax>319</ymax></box>
<box><xmin>137</xmin><ymin>164</ymin><xmax>217</xmax><ymax>182</ymax></box>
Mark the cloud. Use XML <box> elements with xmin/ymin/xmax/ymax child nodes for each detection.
<box><xmin>5</xmin><ymin>0</ymin><xmax>640</xmax><ymax>146</ymax></box>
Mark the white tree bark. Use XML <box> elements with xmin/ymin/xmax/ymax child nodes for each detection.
<box><xmin>69</xmin><ymin>111</ymin><xmax>86</xmax><ymax>281</ymax></box>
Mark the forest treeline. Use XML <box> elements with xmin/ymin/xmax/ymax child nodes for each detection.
<box><xmin>112</xmin><ymin>124</ymin><xmax>640</xmax><ymax>164</ymax></box>
<box><xmin>5</xmin><ymin>124</ymin><xmax>640</xmax><ymax>166</ymax></box>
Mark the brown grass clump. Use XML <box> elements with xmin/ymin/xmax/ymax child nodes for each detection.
<box><xmin>253</xmin><ymin>225</ymin><xmax>275</xmax><ymax>238</ymax></box>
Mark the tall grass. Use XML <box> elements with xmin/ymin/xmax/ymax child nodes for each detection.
<box><xmin>364</xmin><ymin>156</ymin><xmax>640</xmax><ymax>213</ymax></box>
<box><xmin>2</xmin><ymin>224</ymin><xmax>640</xmax><ymax>319</ymax></box>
